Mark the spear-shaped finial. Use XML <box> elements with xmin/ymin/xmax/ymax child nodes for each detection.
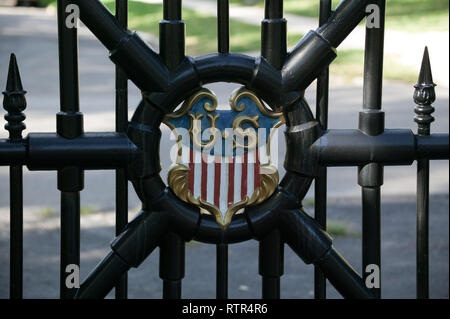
<box><xmin>5</xmin><ymin>53</ymin><xmax>25</xmax><ymax>93</ymax></box>
<box><xmin>2</xmin><ymin>53</ymin><xmax>27</xmax><ymax>140</ymax></box>
<box><xmin>417</xmin><ymin>47</ymin><xmax>434</xmax><ymax>86</ymax></box>
<box><xmin>414</xmin><ymin>47</ymin><xmax>436</xmax><ymax>136</ymax></box>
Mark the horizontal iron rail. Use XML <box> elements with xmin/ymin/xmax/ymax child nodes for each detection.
<box><xmin>0</xmin><ymin>133</ymin><xmax>136</xmax><ymax>168</ymax></box>
<box><xmin>313</xmin><ymin>130</ymin><xmax>449</xmax><ymax>166</ymax></box>
<box><xmin>0</xmin><ymin>130</ymin><xmax>447</xmax><ymax>169</ymax></box>
<box><xmin>415</xmin><ymin>134</ymin><xmax>449</xmax><ymax>159</ymax></box>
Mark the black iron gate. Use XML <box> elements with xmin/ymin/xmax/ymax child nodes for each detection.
<box><xmin>1</xmin><ymin>0</ymin><xmax>449</xmax><ymax>299</ymax></box>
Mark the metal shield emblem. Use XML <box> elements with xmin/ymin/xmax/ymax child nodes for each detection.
<box><xmin>164</xmin><ymin>87</ymin><xmax>284</xmax><ymax>228</ymax></box>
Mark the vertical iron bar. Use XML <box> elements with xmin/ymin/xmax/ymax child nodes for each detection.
<box><xmin>60</xmin><ymin>191</ymin><xmax>81</xmax><ymax>298</ymax></box>
<box><xmin>160</xmin><ymin>0</ymin><xmax>184</xmax><ymax>69</ymax></box>
<box><xmin>57</xmin><ymin>0</ymin><xmax>83</xmax><ymax>299</ymax></box>
<box><xmin>163</xmin><ymin>0</ymin><xmax>182</xmax><ymax>19</ymax></box>
<box><xmin>314</xmin><ymin>0</ymin><xmax>331</xmax><ymax>300</ymax></box>
<box><xmin>261</xmin><ymin>0</ymin><xmax>286</xmax><ymax>69</ymax></box>
<box><xmin>258</xmin><ymin>0</ymin><xmax>286</xmax><ymax>299</ymax></box>
<box><xmin>160</xmin><ymin>232</ymin><xmax>185</xmax><ymax>299</ymax></box>
<box><xmin>3</xmin><ymin>54</ymin><xmax>26</xmax><ymax>299</ymax></box>
<box><xmin>414</xmin><ymin>47</ymin><xmax>436</xmax><ymax>299</ymax></box>
<box><xmin>216</xmin><ymin>0</ymin><xmax>230</xmax><ymax>299</ymax></box>
<box><xmin>217</xmin><ymin>0</ymin><xmax>230</xmax><ymax>53</ymax></box>
<box><xmin>115</xmin><ymin>0</ymin><xmax>128</xmax><ymax>300</ymax></box>
<box><xmin>216</xmin><ymin>245</ymin><xmax>229</xmax><ymax>299</ymax></box>
<box><xmin>259</xmin><ymin>230</ymin><xmax>283</xmax><ymax>299</ymax></box>
<box><xmin>264</xmin><ymin>0</ymin><xmax>283</xmax><ymax>17</ymax></box>
<box><xmin>416</xmin><ymin>159</ymin><xmax>429</xmax><ymax>298</ymax></box>
<box><xmin>216</xmin><ymin>243</ymin><xmax>228</xmax><ymax>299</ymax></box>
<box><xmin>9</xmin><ymin>165</ymin><xmax>23</xmax><ymax>299</ymax></box>
<box><xmin>159</xmin><ymin>0</ymin><xmax>185</xmax><ymax>300</ymax></box>
<box><xmin>358</xmin><ymin>0</ymin><xmax>386</xmax><ymax>299</ymax></box>
<box><xmin>361</xmin><ymin>186</ymin><xmax>381</xmax><ymax>293</ymax></box>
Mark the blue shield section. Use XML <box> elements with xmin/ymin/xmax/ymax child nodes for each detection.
<box><xmin>166</xmin><ymin>93</ymin><xmax>280</xmax><ymax>156</ymax></box>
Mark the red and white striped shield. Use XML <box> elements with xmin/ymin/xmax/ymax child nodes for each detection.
<box><xmin>165</xmin><ymin>87</ymin><xmax>283</xmax><ymax>228</ymax></box>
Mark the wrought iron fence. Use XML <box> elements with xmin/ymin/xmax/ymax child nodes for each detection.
<box><xmin>1</xmin><ymin>0</ymin><xmax>449</xmax><ymax>299</ymax></box>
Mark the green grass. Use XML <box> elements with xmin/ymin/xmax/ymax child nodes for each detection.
<box><xmin>80</xmin><ymin>206</ymin><xmax>98</xmax><ymax>216</ymax></box>
<box><xmin>102</xmin><ymin>0</ymin><xmax>263</xmax><ymax>55</ymax></box>
<box><xmin>37</xmin><ymin>207</ymin><xmax>55</xmax><ymax>218</ymax></box>
<box><xmin>301</xmin><ymin>200</ymin><xmax>360</xmax><ymax>238</ymax></box>
<box><xmin>186</xmin><ymin>240</ymin><xmax>202</xmax><ymax>248</ymax></box>
<box><xmin>229</xmin><ymin>0</ymin><xmax>449</xmax><ymax>32</ymax></box>
<box><xmin>101</xmin><ymin>0</ymin><xmax>302</xmax><ymax>55</ymax></box>
<box><xmin>36</xmin><ymin>0</ymin><xmax>55</xmax><ymax>6</ymax></box>
<box><xmin>37</xmin><ymin>0</ymin><xmax>302</xmax><ymax>55</ymax></box>
<box><xmin>331</xmin><ymin>49</ymin><xmax>419</xmax><ymax>84</ymax></box>
<box><xmin>327</xmin><ymin>220</ymin><xmax>360</xmax><ymax>238</ymax></box>
<box><xmin>303</xmin><ymin>197</ymin><xmax>315</xmax><ymax>207</ymax></box>
<box><xmin>99</xmin><ymin>1</ymin><xmax>419</xmax><ymax>82</ymax></box>
<box><xmin>37</xmin><ymin>206</ymin><xmax>98</xmax><ymax>217</ymax></box>
<box><xmin>36</xmin><ymin>0</ymin><xmax>421</xmax><ymax>82</ymax></box>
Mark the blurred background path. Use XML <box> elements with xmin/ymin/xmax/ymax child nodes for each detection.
<box><xmin>139</xmin><ymin>0</ymin><xmax>449</xmax><ymax>87</ymax></box>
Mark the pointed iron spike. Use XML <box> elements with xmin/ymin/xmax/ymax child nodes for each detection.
<box><xmin>3</xmin><ymin>53</ymin><xmax>27</xmax><ymax>111</ymax></box>
<box><xmin>417</xmin><ymin>47</ymin><xmax>435</xmax><ymax>86</ymax></box>
<box><xmin>3</xmin><ymin>53</ymin><xmax>27</xmax><ymax>139</ymax></box>
<box><xmin>414</xmin><ymin>47</ymin><xmax>436</xmax><ymax>136</ymax></box>
<box><xmin>5</xmin><ymin>53</ymin><xmax>25</xmax><ymax>93</ymax></box>
<box><xmin>3</xmin><ymin>53</ymin><xmax>27</xmax><ymax>112</ymax></box>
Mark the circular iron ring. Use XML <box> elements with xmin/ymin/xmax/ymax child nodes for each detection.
<box><xmin>130</xmin><ymin>53</ymin><xmax>317</xmax><ymax>244</ymax></box>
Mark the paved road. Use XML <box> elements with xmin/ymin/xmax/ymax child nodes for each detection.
<box><xmin>0</xmin><ymin>6</ymin><xmax>448</xmax><ymax>299</ymax></box>
<box><xmin>0</xmin><ymin>194</ymin><xmax>448</xmax><ymax>299</ymax></box>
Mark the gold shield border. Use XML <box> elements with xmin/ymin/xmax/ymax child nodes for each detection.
<box><xmin>164</xmin><ymin>87</ymin><xmax>284</xmax><ymax>229</ymax></box>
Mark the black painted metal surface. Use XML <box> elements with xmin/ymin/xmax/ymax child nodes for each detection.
<box><xmin>216</xmin><ymin>0</ymin><xmax>230</xmax><ymax>299</ymax></box>
<box><xmin>114</xmin><ymin>0</ymin><xmax>129</xmax><ymax>300</ymax></box>
<box><xmin>0</xmin><ymin>0</ymin><xmax>448</xmax><ymax>300</ymax></box>
<box><xmin>359</xmin><ymin>0</ymin><xmax>386</xmax><ymax>298</ymax></box>
<box><xmin>414</xmin><ymin>47</ymin><xmax>436</xmax><ymax>299</ymax></box>
<box><xmin>158</xmin><ymin>0</ymin><xmax>186</xmax><ymax>300</ymax></box>
<box><xmin>56</xmin><ymin>0</ymin><xmax>83</xmax><ymax>299</ymax></box>
<box><xmin>3</xmin><ymin>54</ymin><xmax>25</xmax><ymax>299</ymax></box>
<box><xmin>314</xmin><ymin>0</ymin><xmax>331</xmax><ymax>299</ymax></box>
<box><xmin>259</xmin><ymin>0</ymin><xmax>285</xmax><ymax>300</ymax></box>
<box><xmin>216</xmin><ymin>243</ymin><xmax>228</xmax><ymax>299</ymax></box>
